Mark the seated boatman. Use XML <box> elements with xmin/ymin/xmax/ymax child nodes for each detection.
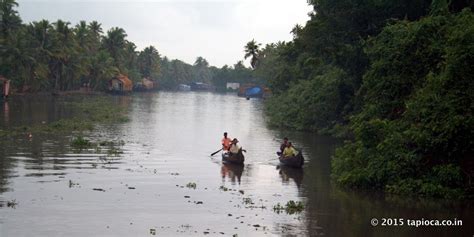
<box><xmin>229</xmin><ymin>138</ymin><xmax>246</xmax><ymax>154</ymax></box>
<box><xmin>221</xmin><ymin>132</ymin><xmax>232</xmax><ymax>151</ymax></box>
<box><xmin>283</xmin><ymin>142</ymin><xmax>298</xmax><ymax>158</ymax></box>
<box><xmin>277</xmin><ymin>137</ymin><xmax>289</xmax><ymax>156</ymax></box>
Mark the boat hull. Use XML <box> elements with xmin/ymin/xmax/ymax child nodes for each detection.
<box><xmin>222</xmin><ymin>150</ymin><xmax>245</xmax><ymax>165</ymax></box>
<box><xmin>279</xmin><ymin>152</ymin><xmax>304</xmax><ymax>168</ymax></box>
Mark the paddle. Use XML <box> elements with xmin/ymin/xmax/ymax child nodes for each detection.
<box><xmin>210</xmin><ymin>148</ymin><xmax>222</xmax><ymax>156</ymax></box>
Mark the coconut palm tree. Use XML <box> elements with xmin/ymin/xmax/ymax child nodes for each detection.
<box><xmin>0</xmin><ymin>0</ymin><xmax>22</xmax><ymax>38</ymax></box>
<box><xmin>244</xmin><ymin>39</ymin><xmax>261</xmax><ymax>69</ymax></box>
<box><xmin>88</xmin><ymin>21</ymin><xmax>102</xmax><ymax>53</ymax></box>
<box><xmin>138</xmin><ymin>45</ymin><xmax>160</xmax><ymax>78</ymax></box>
<box><xmin>102</xmin><ymin>27</ymin><xmax>127</xmax><ymax>68</ymax></box>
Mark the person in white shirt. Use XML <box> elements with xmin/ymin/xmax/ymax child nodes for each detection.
<box><xmin>229</xmin><ymin>138</ymin><xmax>244</xmax><ymax>154</ymax></box>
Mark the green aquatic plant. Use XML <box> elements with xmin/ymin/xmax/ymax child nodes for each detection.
<box><xmin>242</xmin><ymin>197</ymin><xmax>254</xmax><ymax>205</ymax></box>
<box><xmin>71</xmin><ymin>136</ymin><xmax>93</xmax><ymax>148</ymax></box>
<box><xmin>285</xmin><ymin>200</ymin><xmax>304</xmax><ymax>214</ymax></box>
<box><xmin>186</xmin><ymin>182</ymin><xmax>197</xmax><ymax>189</ymax></box>
<box><xmin>106</xmin><ymin>146</ymin><xmax>123</xmax><ymax>156</ymax></box>
<box><xmin>219</xmin><ymin>185</ymin><xmax>229</xmax><ymax>191</ymax></box>
<box><xmin>7</xmin><ymin>199</ymin><xmax>18</xmax><ymax>208</ymax></box>
<box><xmin>0</xmin><ymin>97</ymin><xmax>130</xmax><ymax>140</ymax></box>
<box><xmin>273</xmin><ymin>200</ymin><xmax>304</xmax><ymax>214</ymax></box>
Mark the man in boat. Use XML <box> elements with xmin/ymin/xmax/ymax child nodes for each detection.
<box><xmin>277</xmin><ymin>137</ymin><xmax>289</xmax><ymax>156</ymax></box>
<box><xmin>222</xmin><ymin>132</ymin><xmax>232</xmax><ymax>151</ymax></box>
<box><xmin>282</xmin><ymin>142</ymin><xmax>298</xmax><ymax>158</ymax></box>
<box><xmin>229</xmin><ymin>138</ymin><xmax>245</xmax><ymax>154</ymax></box>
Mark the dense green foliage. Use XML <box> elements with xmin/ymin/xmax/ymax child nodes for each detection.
<box><xmin>0</xmin><ymin>0</ymin><xmax>159</xmax><ymax>91</ymax></box>
<box><xmin>257</xmin><ymin>0</ymin><xmax>473</xmax><ymax>198</ymax></box>
<box><xmin>0</xmin><ymin>0</ymin><xmax>255</xmax><ymax>92</ymax></box>
<box><xmin>333</xmin><ymin>9</ymin><xmax>474</xmax><ymax>198</ymax></box>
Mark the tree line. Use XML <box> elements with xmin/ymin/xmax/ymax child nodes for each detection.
<box><xmin>0</xmin><ymin>0</ymin><xmax>255</xmax><ymax>92</ymax></box>
<box><xmin>248</xmin><ymin>0</ymin><xmax>473</xmax><ymax>198</ymax></box>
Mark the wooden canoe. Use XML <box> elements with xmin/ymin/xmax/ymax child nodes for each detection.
<box><xmin>279</xmin><ymin>151</ymin><xmax>304</xmax><ymax>168</ymax></box>
<box><xmin>222</xmin><ymin>149</ymin><xmax>245</xmax><ymax>165</ymax></box>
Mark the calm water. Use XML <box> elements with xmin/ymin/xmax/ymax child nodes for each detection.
<box><xmin>0</xmin><ymin>92</ymin><xmax>472</xmax><ymax>236</ymax></box>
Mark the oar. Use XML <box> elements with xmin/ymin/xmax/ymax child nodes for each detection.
<box><xmin>210</xmin><ymin>148</ymin><xmax>222</xmax><ymax>156</ymax></box>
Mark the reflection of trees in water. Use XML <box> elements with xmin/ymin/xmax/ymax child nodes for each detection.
<box><xmin>276</xmin><ymin>132</ymin><xmax>340</xmax><ymax>236</ymax></box>
<box><xmin>278</xmin><ymin>165</ymin><xmax>303</xmax><ymax>188</ymax></box>
<box><xmin>3</xmin><ymin>101</ymin><xmax>9</xmax><ymax>124</ymax></box>
<box><xmin>0</xmin><ymin>141</ymin><xmax>16</xmax><ymax>193</ymax></box>
<box><xmin>289</xmin><ymin>130</ymin><xmax>474</xmax><ymax>236</ymax></box>
<box><xmin>221</xmin><ymin>163</ymin><xmax>244</xmax><ymax>185</ymax></box>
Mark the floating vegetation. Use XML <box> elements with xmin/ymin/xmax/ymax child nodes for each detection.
<box><xmin>219</xmin><ymin>186</ymin><xmax>229</xmax><ymax>191</ymax></box>
<box><xmin>71</xmin><ymin>136</ymin><xmax>93</xmax><ymax>148</ymax></box>
<box><xmin>0</xmin><ymin>96</ymin><xmax>129</xmax><ymax>139</ymax></box>
<box><xmin>273</xmin><ymin>200</ymin><xmax>304</xmax><ymax>214</ymax></box>
<box><xmin>186</xmin><ymin>182</ymin><xmax>197</xmax><ymax>189</ymax></box>
<box><xmin>242</xmin><ymin>197</ymin><xmax>254</xmax><ymax>205</ymax></box>
<box><xmin>69</xmin><ymin>180</ymin><xmax>79</xmax><ymax>188</ymax></box>
<box><xmin>107</xmin><ymin>146</ymin><xmax>123</xmax><ymax>156</ymax></box>
<box><xmin>7</xmin><ymin>199</ymin><xmax>18</xmax><ymax>208</ymax></box>
<box><xmin>69</xmin><ymin>135</ymin><xmax>125</xmax><ymax>157</ymax></box>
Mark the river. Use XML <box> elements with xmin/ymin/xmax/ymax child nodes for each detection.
<box><xmin>0</xmin><ymin>92</ymin><xmax>472</xmax><ymax>236</ymax></box>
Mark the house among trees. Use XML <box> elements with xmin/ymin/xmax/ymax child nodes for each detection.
<box><xmin>0</xmin><ymin>76</ymin><xmax>11</xmax><ymax>99</ymax></box>
<box><xmin>134</xmin><ymin>77</ymin><xmax>156</xmax><ymax>91</ymax></box>
<box><xmin>108</xmin><ymin>74</ymin><xmax>133</xmax><ymax>94</ymax></box>
<box><xmin>226</xmin><ymin>82</ymin><xmax>240</xmax><ymax>90</ymax></box>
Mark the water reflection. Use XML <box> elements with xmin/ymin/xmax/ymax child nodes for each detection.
<box><xmin>3</xmin><ymin>101</ymin><xmax>9</xmax><ymax>124</ymax></box>
<box><xmin>277</xmin><ymin>165</ymin><xmax>303</xmax><ymax>188</ymax></box>
<box><xmin>221</xmin><ymin>163</ymin><xmax>244</xmax><ymax>185</ymax></box>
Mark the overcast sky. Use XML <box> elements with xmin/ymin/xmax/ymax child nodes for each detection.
<box><xmin>16</xmin><ymin>0</ymin><xmax>312</xmax><ymax>67</ymax></box>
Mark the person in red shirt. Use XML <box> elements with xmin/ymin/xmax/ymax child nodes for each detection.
<box><xmin>221</xmin><ymin>132</ymin><xmax>232</xmax><ymax>151</ymax></box>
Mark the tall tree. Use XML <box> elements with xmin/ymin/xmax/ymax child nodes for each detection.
<box><xmin>102</xmin><ymin>27</ymin><xmax>127</xmax><ymax>69</ymax></box>
<box><xmin>0</xmin><ymin>0</ymin><xmax>22</xmax><ymax>38</ymax></box>
<box><xmin>138</xmin><ymin>46</ymin><xmax>160</xmax><ymax>78</ymax></box>
<box><xmin>244</xmin><ymin>39</ymin><xmax>261</xmax><ymax>69</ymax></box>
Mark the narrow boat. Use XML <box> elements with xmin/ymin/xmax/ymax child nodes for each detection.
<box><xmin>222</xmin><ymin>149</ymin><xmax>245</xmax><ymax>165</ymax></box>
<box><xmin>279</xmin><ymin>151</ymin><xmax>304</xmax><ymax>168</ymax></box>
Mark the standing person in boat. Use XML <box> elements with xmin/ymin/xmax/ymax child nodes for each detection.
<box><xmin>282</xmin><ymin>142</ymin><xmax>298</xmax><ymax>158</ymax></box>
<box><xmin>277</xmin><ymin>137</ymin><xmax>289</xmax><ymax>156</ymax></box>
<box><xmin>229</xmin><ymin>138</ymin><xmax>245</xmax><ymax>154</ymax></box>
<box><xmin>222</xmin><ymin>132</ymin><xmax>232</xmax><ymax>151</ymax></box>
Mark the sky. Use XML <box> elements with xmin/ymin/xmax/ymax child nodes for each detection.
<box><xmin>16</xmin><ymin>0</ymin><xmax>313</xmax><ymax>68</ymax></box>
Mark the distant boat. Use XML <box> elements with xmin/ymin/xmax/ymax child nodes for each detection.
<box><xmin>177</xmin><ymin>84</ymin><xmax>191</xmax><ymax>91</ymax></box>
<box><xmin>222</xmin><ymin>150</ymin><xmax>245</xmax><ymax>165</ymax></box>
<box><xmin>190</xmin><ymin>82</ymin><xmax>214</xmax><ymax>91</ymax></box>
<box><xmin>245</xmin><ymin>86</ymin><xmax>263</xmax><ymax>98</ymax></box>
<box><xmin>237</xmin><ymin>83</ymin><xmax>271</xmax><ymax>98</ymax></box>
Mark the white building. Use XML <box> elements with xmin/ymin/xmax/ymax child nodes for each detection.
<box><xmin>226</xmin><ymin>82</ymin><xmax>240</xmax><ymax>90</ymax></box>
